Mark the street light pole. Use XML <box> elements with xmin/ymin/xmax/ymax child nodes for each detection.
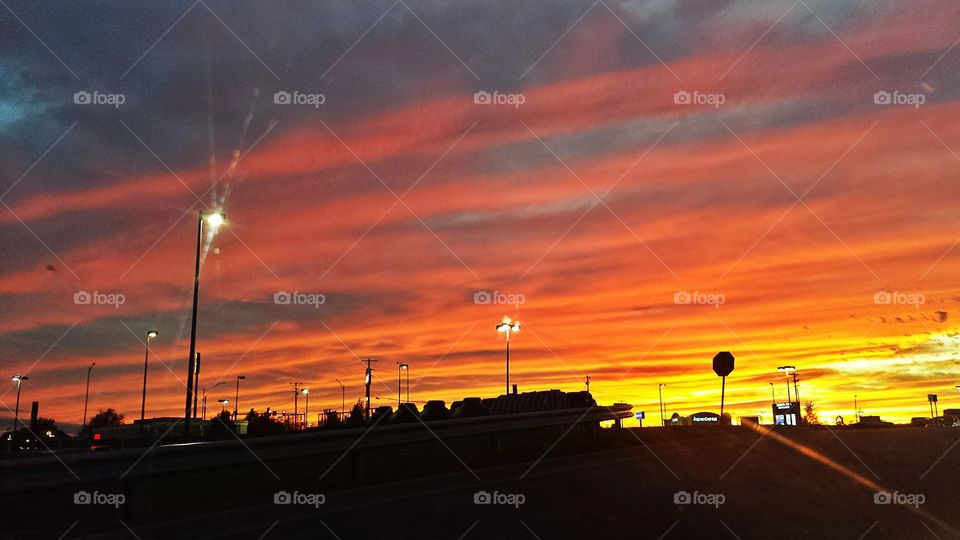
<box><xmin>769</xmin><ymin>382</ymin><xmax>775</xmax><ymax>405</ymax></box>
<box><xmin>140</xmin><ymin>330</ymin><xmax>158</xmax><ymax>436</ymax></box>
<box><xmin>202</xmin><ymin>381</ymin><xmax>225</xmax><ymax>420</ymax></box>
<box><xmin>658</xmin><ymin>383</ymin><xmax>666</xmax><ymax>427</ymax></box>
<box><xmin>82</xmin><ymin>363</ymin><xmax>96</xmax><ymax>429</ymax></box>
<box><xmin>11</xmin><ymin>375</ymin><xmax>28</xmax><ymax>432</ymax></box>
<box><xmin>301</xmin><ymin>388</ymin><xmax>309</xmax><ymax>429</ymax></box>
<box><xmin>185</xmin><ymin>210</ymin><xmax>225</xmax><ymax>435</ymax></box>
<box><xmin>234</xmin><ymin>375</ymin><xmax>245</xmax><ymax>422</ymax></box>
<box><xmin>335</xmin><ymin>379</ymin><xmax>344</xmax><ymax>419</ymax></box>
<box><xmin>396</xmin><ymin>363</ymin><xmax>408</xmax><ymax>406</ymax></box>
<box><xmin>396</xmin><ymin>363</ymin><xmax>402</xmax><ymax>407</ymax></box>
<box><xmin>496</xmin><ymin>317</ymin><xmax>521</xmax><ymax>395</ymax></box>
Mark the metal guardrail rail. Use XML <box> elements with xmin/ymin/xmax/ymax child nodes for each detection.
<box><xmin>0</xmin><ymin>403</ymin><xmax>632</xmax><ymax>495</ymax></box>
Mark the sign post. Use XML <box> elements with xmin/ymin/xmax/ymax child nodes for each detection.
<box><xmin>713</xmin><ymin>352</ymin><xmax>735</xmax><ymax>423</ymax></box>
<box><xmin>928</xmin><ymin>394</ymin><xmax>938</xmax><ymax>421</ymax></box>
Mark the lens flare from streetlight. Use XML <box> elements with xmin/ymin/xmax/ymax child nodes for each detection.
<box><xmin>498</xmin><ymin>316</ymin><xmax>520</xmax><ymax>334</ymax></box>
<box><xmin>205</xmin><ymin>212</ymin><xmax>225</xmax><ymax>228</ymax></box>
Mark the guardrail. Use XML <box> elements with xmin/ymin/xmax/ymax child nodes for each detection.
<box><xmin>0</xmin><ymin>403</ymin><xmax>632</xmax><ymax>495</ymax></box>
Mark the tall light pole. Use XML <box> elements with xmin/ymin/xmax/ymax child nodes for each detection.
<box><xmin>769</xmin><ymin>382</ymin><xmax>775</xmax><ymax>405</ymax></box>
<box><xmin>658</xmin><ymin>383</ymin><xmax>666</xmax><ymax>427</ymax></box>
<box><xmin>854</xmin><ymin>394</ymin><xmax>859</xmax><ymax>423</ymax></box>
<box><xmin>234</xmin><ymin>375</ymin><xmax>245</xmax><ymax>421</ymax></box>
<box><xmin>778</xmin><ymin>366</ymin><xmax>795</xmax><ymax>403</ymax></box>
<box><xmin>11</xmin><ymin>375</ymin><xmax>28</xmax><ymax>432</ymax></box>
<box><xmin>396</xmin><ymin>362</ymin><xmax>408</xmax><ymax>406</ymax></box>
<box><xmin>301</xmin><ymin>388</ymin><xmax>310</xmax><ymax>429</ymax></box>
<box><xmin>202</xmin><ymin>381</ymin><xmax>225</xmax><ymax>420</ymax></box>
<box><xmin>335</xmin><ymin>379</ymin><xmax>345</xmax><ymax>419</ymax></box>
<box><xmin>185</xmin><ymin>210</ymin><xmax>225</xmax><ymax>435</ymax></box>
<box><xmin>82</xmin><ymin>363</ymin><xmax>96</xmax><ymax>429</ymax></box>
<box><xmin>496</xmin><ymin>317</ymin><xmax>521</xmax><ymax>395</ymax></box>
<box><xmin>140</xmin><ymin>330</ymin><xmax>158</xmax><ymax>435</ymax></box>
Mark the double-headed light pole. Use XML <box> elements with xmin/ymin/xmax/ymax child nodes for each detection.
<box><xmin>184</xmin><ymin>210</ymin><xmax>225</xmax><ymax>435</ymax></box>
<box><xmin>496</xmin><ymin>317</ymin><xmax>521</xmax><ymax>395</ymax></box>
<box><xmin>777</xmin><ymin>366</ymin><xmax>796</xmax><ymax>403</ymax></box>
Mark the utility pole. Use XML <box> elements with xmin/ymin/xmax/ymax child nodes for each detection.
<box><xmin>854</xmin><ymin>395</ymin><xmax>859</xmax><ymax>423</ymax></box>
<box><xmin>585</xmin><ymin>374</ymin><xmax>591</xmax><ymax>393</ymax></box>
<box><xmin>363</xmin><ymin>358</ymin><xmax>377</xmax><ymax>420</ymax></box>
<box><xmin>192</xmin><ymin>353</ymin><xmax>201</xmax><ymax>419</ymax></box>
<box><xmin>792</xmin><ymin>372</ymin><xmax>800</xmax><ymax>405</ymax></box>
<box><xmin>291</xmin><ymin>382</ymin><xmax>303</xmax><ymax>430</ymax></box>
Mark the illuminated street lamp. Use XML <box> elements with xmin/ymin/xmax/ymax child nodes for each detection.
<box><xmin>658</xmin><ymin>383</ymin><xmax>666</xmax><ymax>427</ymax></box>
<box><xmin>396</xmin><ymin>362</ymin><xmax>408</xmax><ymax>406</ymax></box>
<box><xmin>233</xmin><ymin>375</ymin><xmax>245</xmax><ymax>422</ymax></box>
<box><xmin>10</xmin><ymin>375</ymin><xmax>28</xmax><ymax>432</ymax></box>
<box><xmin>301</xmin><ymin>388</ymin><xmax>310</xmax><ymax>429</ymax></box>
<box><xmin>139</xmin><ymin>330</ymin><xmax>159</xmax><ymax>435</ymax></box>
<box><xmin>778</xmin><ymin>366</ymin><xmax>796</xmax><ymax>403</ymax></box>
<box><xmin>185</xmin><ymin>210</ymin><xmax>225</xmax><ymax>434</ymax></box>
<box><xmin>496</xmin><ymin>317</ymin><xmax>521</xmax><ymax>395</ymax></box>
<box><xmin>218</xmin><ymin>399</ymin><xmax>229</xmax><ymax>413</ymax></box>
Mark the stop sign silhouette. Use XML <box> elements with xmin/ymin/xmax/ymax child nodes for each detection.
<box><xmin>713</xmin><ymin>351</ymin><xmax>734</xmax><ymax>377</ymax></box>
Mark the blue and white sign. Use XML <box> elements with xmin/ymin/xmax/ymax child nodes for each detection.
<box><xmin>635</xmin><ymin>411</ymin><xmax>645</xmax><ymax>420</ymax></box>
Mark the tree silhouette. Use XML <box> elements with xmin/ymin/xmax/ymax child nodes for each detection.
<box><xmin>347</xmin><ymin>399</ymin><xmax>364</xmax><ymax>427</ymax></box>
<box><xmin>81</xmin><ymin>408</ymin><xmax>123</xmax><ymax>437</ymax></box>
<box><xmin>803</xmin><ymin>401</ymin><xmax>820</xmax><ymax>425</ymax></box>
<box><xmin>244</xmin><ymin>408</ymin><xmax>284</xmax><ymax>436</ymax></box>
<box><xmin>207</xmin><ymin>410</ymin><xmax>236</xmax><ymax>439</ymax></box>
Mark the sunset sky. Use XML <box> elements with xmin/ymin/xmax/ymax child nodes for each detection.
<box><xmin>1</xmin><ymin>0</ymin><xmax>959</xmax><ymax>430</ymax></box>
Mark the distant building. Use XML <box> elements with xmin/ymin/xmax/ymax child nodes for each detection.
<box><xmin>856</xmin><ymin>415</ymin><xmax>892</xmax><ymax>427</ymax></box>
<box><xmin>668</xmin><ymin>411</ymin><xmax>731</xmax><ymax>426</ymax></box>
<box><xmin>772</xmin><ymin>402</ymin><xmax>800</xmax><ymax>426</ymax></box>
